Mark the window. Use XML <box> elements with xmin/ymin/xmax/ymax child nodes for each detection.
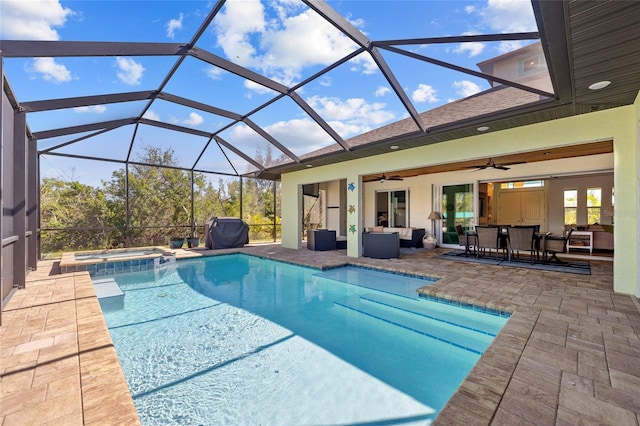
<box><xmin>587</xmin><ymin>188</ymin><xmax>602</xmax><ymax>224</ymax></box>
<box><xmin>564</xmin><ymin>190</ymin><xmax>577</xmax><ymax>225</ymax></box>
<box><xmin>500</xmin><ymin>180</ymin><xmax>544</xmax><ymax>189</ymax></box>
<box><xmin>521</xmin><ymin>55</ymin><xmax>542</xmax><ymax>74</ymax></box>
<box><xmin>376</xmin><ymin>190</ymin><xmax>408</xmax><ymax>227</ymax></box>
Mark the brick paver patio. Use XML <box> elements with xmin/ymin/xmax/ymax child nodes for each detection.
<box><xmin>1</xmin><ymin>244</ymin><xmax>638</xmax><ymax>425</ymax></box>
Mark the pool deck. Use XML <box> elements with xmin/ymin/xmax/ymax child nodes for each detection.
<box><xmin>1</xmin><ymin>244</ymin><xmax>639</xmax><ymax>425</ymax></box>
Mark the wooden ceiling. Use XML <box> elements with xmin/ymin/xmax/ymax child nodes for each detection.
<box><xmin>362</xmin><ymin>140</ymin><xmax>613</xmax><ymax>182</ymax></box>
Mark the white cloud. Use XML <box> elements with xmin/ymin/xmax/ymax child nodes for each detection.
<box><xmin>454</xmin><ymin>32</ymin><xmax>485</xmax><ymax>57</ymax></box>
<box><xmin>375</xmin><ymin>86</ymin><xmax>390</xmax><ymax>97</ymax></box>
<box><xmin>74</xmin><ymin>105</ymin><xmax>106</xmax><ymax>113</ymax></box>
<box><xmin>116</xmin><ymin>57</ymin><xmax>145</xmax><ymax>86</ymax></box>
<box><xmin>306</xmin><ymin>95</ymin><xmax>395</xmax><ymax>137</ymax></box>
<box><xmin>264</xmin><ymin>118</ymin><xmax>333</xmax><ymax>152</ymax></box>
<box><xmin>226</xmin><ymin>117</ymin><xmax>347</xmax><ymax>155</ymax></box>
<box><xmin>453</xmin><ymin>80</ymin><xmax>483</xmax><ymax>98</ymax></box>
<box><xmin>464</xmin><ymin>0</ymin><xmax>537</xmax><ymax>53</ymax></box>
<box><xmin>181</xmin><ymin>112</ymin><xmax>204</xmax><ymax>126</ymax></box>
<box><xmin>412</xmin><ymin>84</ymin><xmax>439</xmax><ymax>103</ymax></box>
<box><xmin>319</xmin><ymin>76</ymin><xmax>332</xmax><ymax>87</ymax></box>
<box><xmin>0</xmin><ymin>0</ymin><xmax>73</xmax><ymax>40</ymax></box>
<box><xmin>204</xmin><ymin>65</ymin><xmax>226</xmax><ymax>80</ymax></box>
<box><xmin>244</xmin><ymin>79</ymin><xmax>275</xmax><ymax>95</ymax></box>
<box><xmin>481</xmin><ymin>0</ymin><xmax>537</xmax><ymax>33</ymax></box>
<box><xmin>214</xmin><ymin>0</ymin><xmax>265</xmax><ymax>67</ymax></box>
<box><xmin>143</xmin><ymin>110</ymin><xmax>160</xmax><ymax>121</ymax></box>
<box><xmin>455</xmin><ymin>41</ymin><xmax>485</xmax><ymax>56</ymax></box>
<box><xmin>497</xmin><ymin>39</ymin><xmax>527</xmax><ymax>54</ymax></box>
<box><xmin>214</xmin><ymin>1</ymin><xmax>363</xmax><ymax>88</ymax></box>
<box><xmin>166</xmin><ymin>13</ymin><xmax>184</xmax><ymax>39</ymax></box>
<box><xmin>27</xmin><ymin>57</ymin><xmax>72</xmax><ymax>83</ymax></box>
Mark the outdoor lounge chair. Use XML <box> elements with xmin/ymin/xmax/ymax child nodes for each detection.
<box><xmin>307</xmin><ymin>229</ymin><xmax>337</xmax><ymax>251</ymax></box>
<box><xmin>543</xmin><ymin>228</ymin><xmax>574</xmax><ymax>263</ymax></box>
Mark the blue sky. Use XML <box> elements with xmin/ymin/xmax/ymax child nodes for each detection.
<box><xmin>1</xmin><ymin>0</ymin><xmax>539</xmax><ymax>186</ymax></box>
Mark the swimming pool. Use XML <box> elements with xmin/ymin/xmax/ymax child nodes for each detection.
<box><xmin>101</xmin><ymin>254</ymin><xmax>509</xmax><ymax>425</ymax></box>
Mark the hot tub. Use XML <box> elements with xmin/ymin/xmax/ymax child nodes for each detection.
<box><xmin>60</xmin><ymin>247</ymin><xmax>174</xmax><ymax>277</ymax></box>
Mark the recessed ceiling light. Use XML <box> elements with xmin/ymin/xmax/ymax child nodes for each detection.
<box><xmin>305</xmin><ymin>164</ymin><xmax>313</xmax><ymax>168</ymax></box>
<box><xmin>390</xmin><ymin>145</ymin><xmax>399</xmax><ymax>150</ymax></box>
<box><xmin>477</xmin><ymin>126</ymin><xmax>490</xmax><ymax>132</ymax></box>
<box><xmin>588</xmin><ymin>80</ymin><xmax>611</xmax><ymax>90</ymax></box>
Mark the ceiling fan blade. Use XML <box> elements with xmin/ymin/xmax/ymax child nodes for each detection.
<box><xmin>466</xmin><ymin>157</ymin><xmax>526</xmax><ymax>172</ymax></box>
<box><xmin>466</xmin><ymin>165</ymin><xmax>489</xmax><ymax>171</ymax></box>
<box><xmin>388</xmin><ymin>175</ymin><xmax>404</xmax><ymax>181</ymax></box>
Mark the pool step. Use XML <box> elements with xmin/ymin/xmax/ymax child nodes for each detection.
<box><xmin>93</xmin><ymin>278</ymin><xmax>124</xmax><ymax>299</ymax></box>
<box><xmin>334</xmin><ymin>294</ymin><xmax>494</xmax><ymax>354</ymax></box>
<box><xmin>314</xmin><ymin>266</ymin><xmax>435</xmax><ymax>298</ymax></box>
<box><xmin>92</xmin><ymin>278</ymin><xmax>125</xmax><ymax>312</ymax></box>
<box><xmin>359</xmin><ymin>292</ymin><xmax>506</xmax><ymax>336</ymax></box>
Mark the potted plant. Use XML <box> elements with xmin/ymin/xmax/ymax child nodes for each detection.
<box><xmin>186</xmin><ymin>235</ymin><xmax>200</xmax><ymax>248</ymax></box>
<box><xmin>169</xmin><ymin>237</ymin><xmax>185</xmax><ymax>249</ymax></box>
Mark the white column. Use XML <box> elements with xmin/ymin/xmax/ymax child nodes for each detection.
<box><xmin>345</xmin><ymin>175</ymin><xmax>362</xmax><ymax>258</ymax></box>
<box><xmin>280</xmin><ymin>176</ymin><xmax>302</xmax><ymax>249</ymax></box>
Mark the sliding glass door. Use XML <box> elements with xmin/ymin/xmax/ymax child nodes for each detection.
<box><xmin>440</xmin><ymin>184</ymin><xmax>475</xmax><ymax>245</ymax></box>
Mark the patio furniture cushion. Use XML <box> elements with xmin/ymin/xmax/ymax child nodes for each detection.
<box><xmin>367</xmin><ymin>227</ymin><xmax>425</xmax><ymax>248</ymax></box>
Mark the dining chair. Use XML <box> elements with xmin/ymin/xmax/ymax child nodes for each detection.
<box><xmin>474</xmin><ymin>225</ymin><xmax>502</xmax><ymax>262</ymax></box>
<box><xmin>510</xmin><ymin>226</ymin><xmax>537</xmax><ymax>262</ymax></box>
<box><xmin>455</xmin><ymin>224</ymin><xmax>476</xmax><ymax>256</ymax></box>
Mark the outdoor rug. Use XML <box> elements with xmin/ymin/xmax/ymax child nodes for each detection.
<box><xmin>437</xmin><ymin>250</ymin><xmax>591</xmax><ymax>275</ymax></box>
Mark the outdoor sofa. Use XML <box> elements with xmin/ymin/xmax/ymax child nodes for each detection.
<box><xmin>365</xmin><ymin>226</ymin><xmax>425</xmax><ymax>248</ymax></box>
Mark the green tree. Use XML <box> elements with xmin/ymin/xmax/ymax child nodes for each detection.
<box><xmin>39</xmin><ymin>146</ymin><xmax>281</xmax><ymax>253</ymax></box>
<box><xmin>103</xmin><ymin>146</ymin><xmax>195</xmax><ymax>245</ymax></box>
<box><xmin>40</xmin><ymin>178</ymin><xmax>112</xmax><ymax>253</ymax></box>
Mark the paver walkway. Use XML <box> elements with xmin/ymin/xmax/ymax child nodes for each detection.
<box><xmin>1</xmin><ymin>244</ymin><xmax>638</xmax><ymax>425</ymax></box>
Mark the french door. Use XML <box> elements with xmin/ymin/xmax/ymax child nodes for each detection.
<box><xmin>497</xmin><ymin>189</ymin><xmax>546</xmax><ymax>229</ymax></box>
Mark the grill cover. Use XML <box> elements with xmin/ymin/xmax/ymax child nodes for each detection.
<box><xmin>204</xmin><ymin>217</ymin><xmax>249</xmax><ymax>249</ymax></box>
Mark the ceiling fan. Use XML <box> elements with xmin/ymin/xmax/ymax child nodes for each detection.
<box><xmin>370</xmin><ymin>173</ymin><xmax>404</xmax><ymax>182</ymax></box>
<box><xmin>466</xmin><ymin>158</ymin><xmax>525</xmax><ymax>171</ymax></box>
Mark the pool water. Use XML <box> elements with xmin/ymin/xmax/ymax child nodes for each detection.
<box><xmin>102</xmin><ymin>254</ymin><xmax>508</xmax><ymax>425</ymax></box>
